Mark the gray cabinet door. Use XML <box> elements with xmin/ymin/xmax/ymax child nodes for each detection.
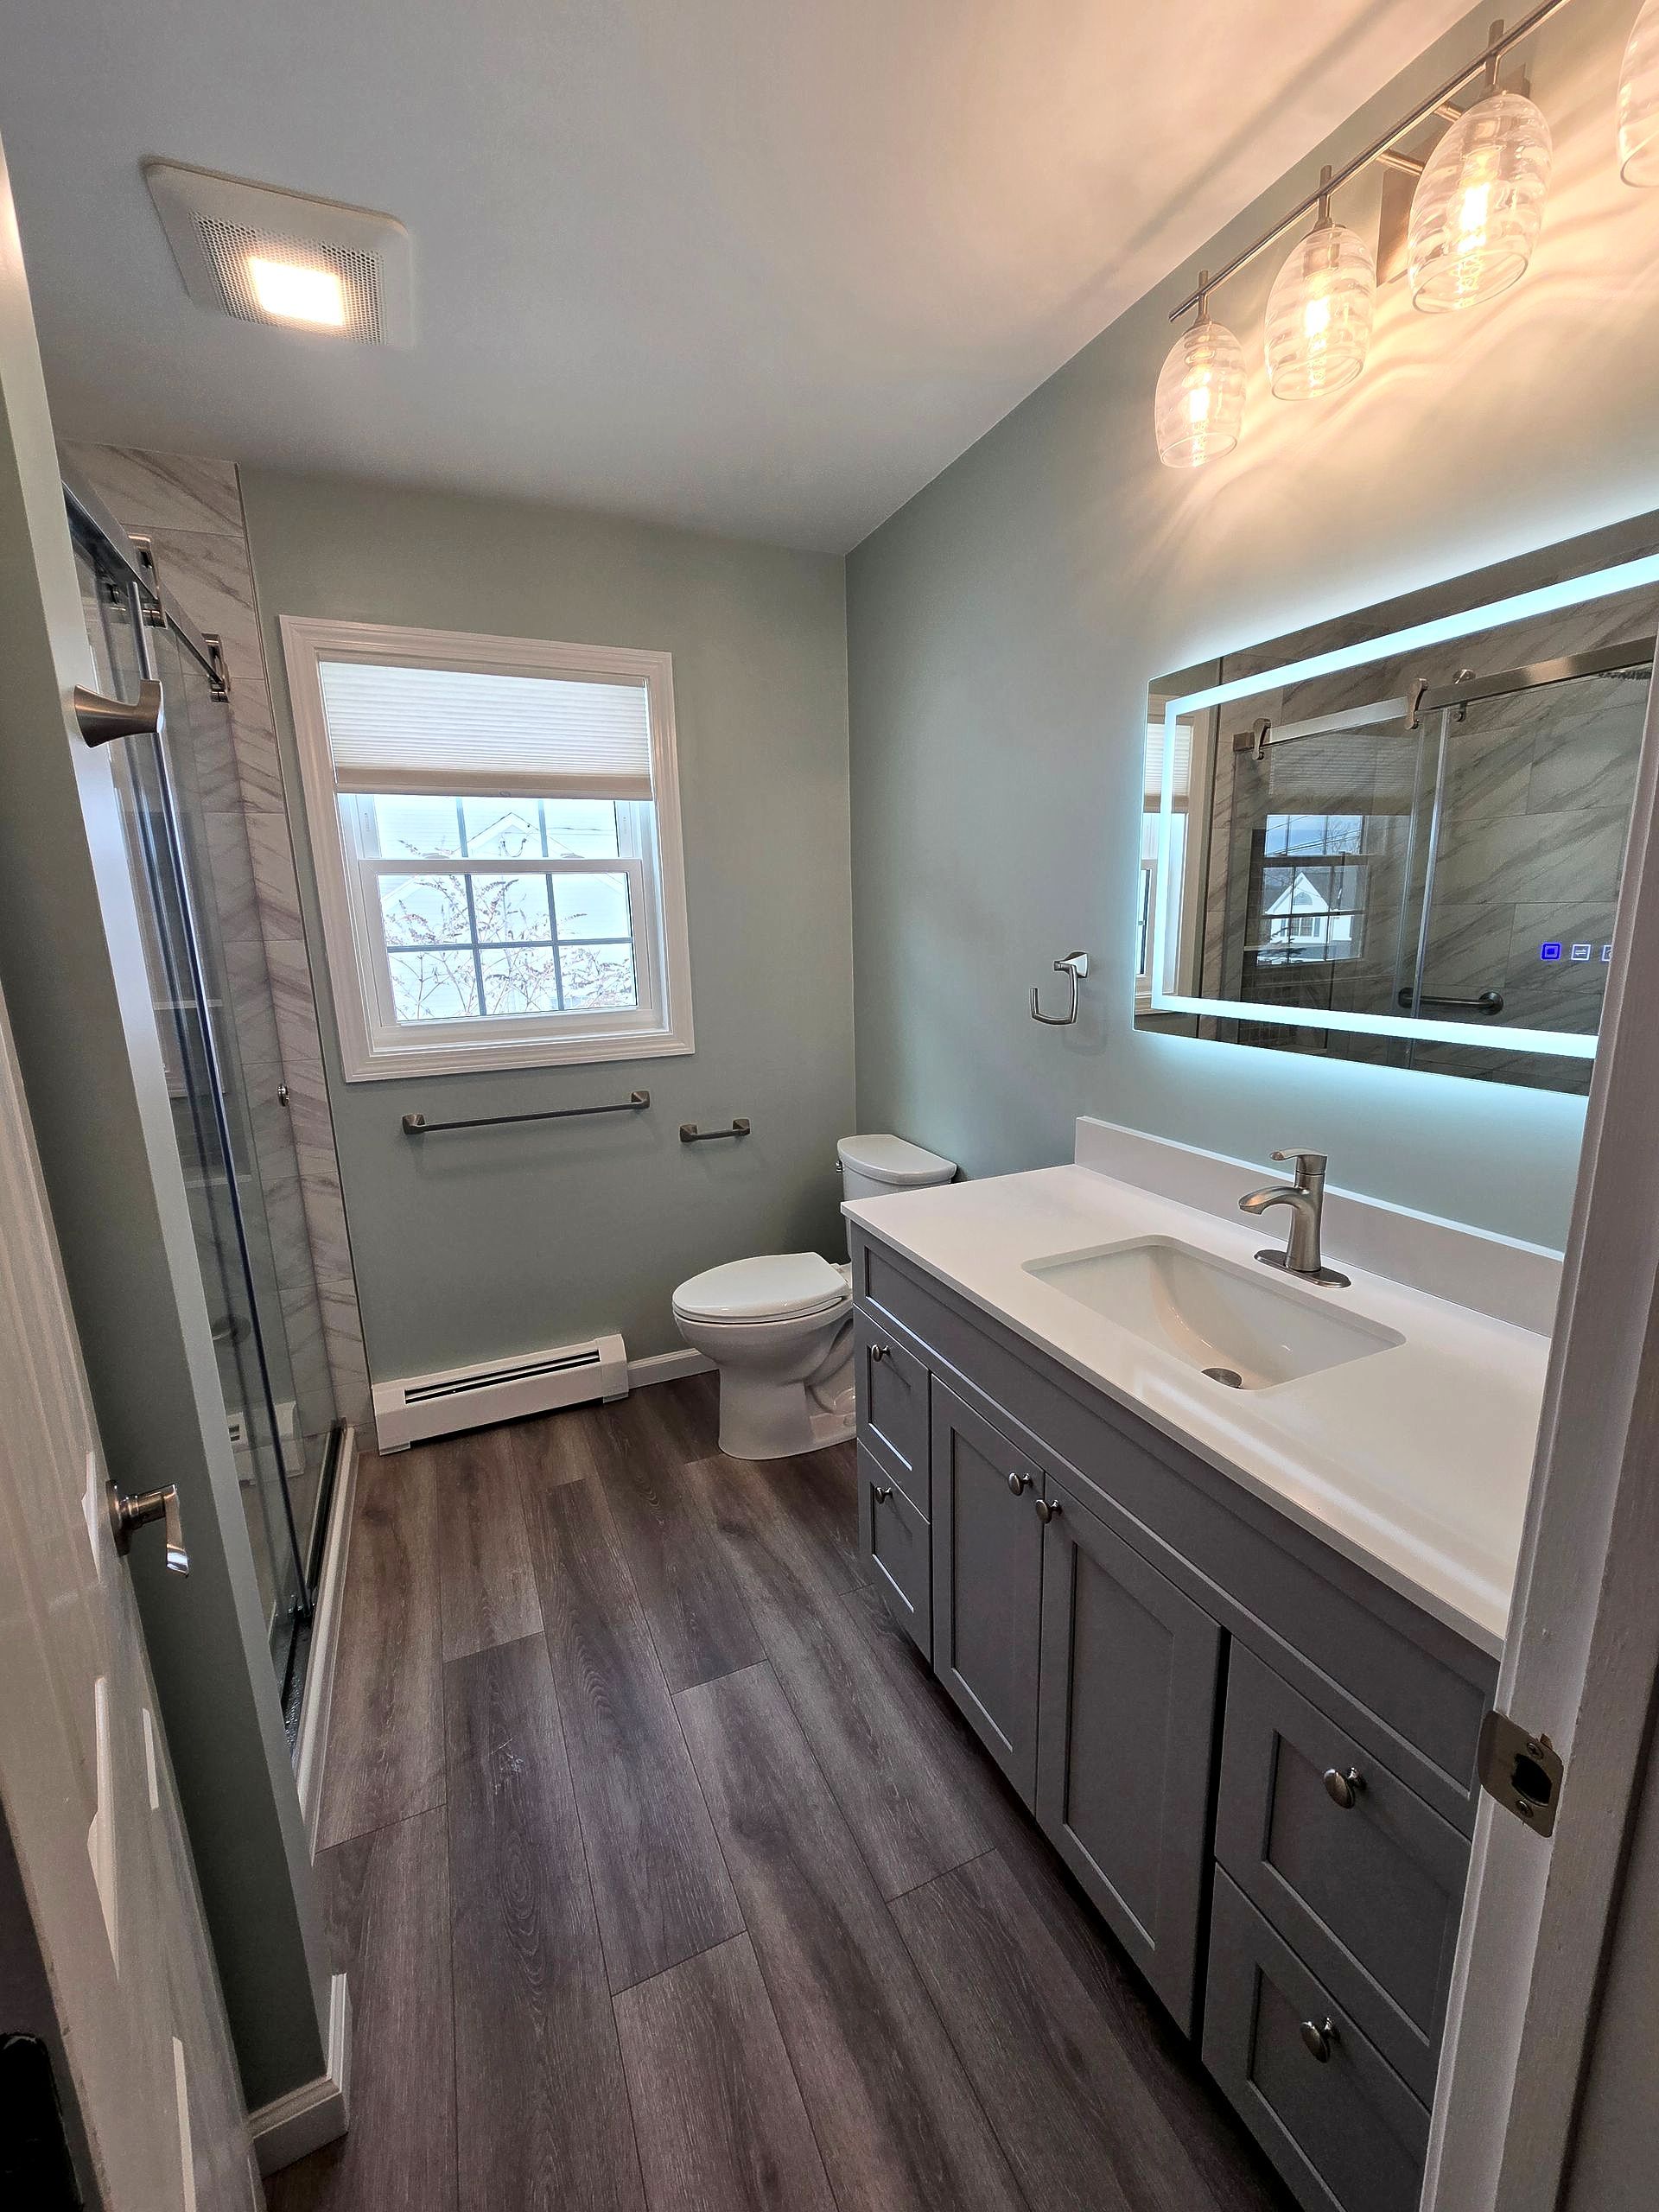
<box><xmin>929</xmin><ymin>1376</ymin><xmax>1045</xmax><ymax>1803</ymax></box>
<box><xmin>858</xmin><ymin>1443</ymin><xmax>931</xmax><ymax>1659</ymax></box>
<box><xmin>1035</xmin><ymin>1474</ymin><xmax>1223</xmax><ymax>2031</ymax></box>
<box><xmin>1205</xmin><ymin>1870</ymin><xmax>1429</xmax><ymax>2212</ymax></box>
<box><xmin>854</xmin><ymin>1311</ymin><xmax>930</xmax><ymax>1509</ymax></box>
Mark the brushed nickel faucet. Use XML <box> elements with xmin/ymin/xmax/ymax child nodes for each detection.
<box><xmin>1239</xmin><ymin>1150</ymin><xmax>1351</xmax><ymax>1287</ymax></box>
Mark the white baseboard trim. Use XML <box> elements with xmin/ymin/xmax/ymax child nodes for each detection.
<box><xmin>627</xmin><ymin>1346</ymin><xmax>714</xmax><ymax>1388</ymax></box>
<box><xmin>250</xmin><ymin>1971</ymin><xmax>351</xmax><ymax>2175</ymax></box>
<box><xmin>295</xmin><ymin>1427</ymin><xmax>357</xmax><ymax>1854</ymax></box>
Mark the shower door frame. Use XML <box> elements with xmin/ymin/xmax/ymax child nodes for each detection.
<box><xmin>67</xmin><ymin>482</ymin><xmax>315</xmax><ymax>1684</ymax></box>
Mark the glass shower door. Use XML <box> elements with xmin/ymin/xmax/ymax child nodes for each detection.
<box><xmin>75</xmin><ymin>531</ymin><xmax>315</xmax><ymax>1683</ymax></box>
<box><xmin>1401</xmin><ymin>658</ymin><xmax>1653</xmax><ymax>1089</ymax></box>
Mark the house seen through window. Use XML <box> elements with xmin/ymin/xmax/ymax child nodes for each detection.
<box><xmin>1255</xmin><ymin>811</ymin><xmax>1368</xmax><ymax>965</ymax></box>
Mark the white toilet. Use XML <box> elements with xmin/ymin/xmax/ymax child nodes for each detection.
<box><xmin>672</xmin><ymin>1133</ymin><xmax>957</xmax><ymax>1460</ymax></box>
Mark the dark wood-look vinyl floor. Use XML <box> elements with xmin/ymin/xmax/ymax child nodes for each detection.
<box><xmin>270</xmin><ymin>1373</ymin><xmax>1293</xmax><ymax>2212</ymax></box>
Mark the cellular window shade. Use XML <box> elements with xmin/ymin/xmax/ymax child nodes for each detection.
<box><xmin>1143</xmin><ymin>721</ymin><xmax>1192</xmax><ymax>808</ymax></box>
<box><xmin>319</xmin><ymin>659</ymin><xmax>655</xmax><ymax>799</ymax></box>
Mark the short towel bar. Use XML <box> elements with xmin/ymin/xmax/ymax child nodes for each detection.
<box><xmin>679</xmin><ymin>1118</ymin><xmax>751</xmax><ymax>1143</ymax></box>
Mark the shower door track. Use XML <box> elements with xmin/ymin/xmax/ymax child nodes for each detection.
<box><xmin>1413</xmin><ymin>637</ymin><xmax>1656</xmax><ymax>719</ymax></box>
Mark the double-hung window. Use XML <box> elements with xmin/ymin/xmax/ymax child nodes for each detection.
<box><xmin>281</xmin><ymin>618</ymin><xmax>694</xmax><ymax>1078</ymax></box>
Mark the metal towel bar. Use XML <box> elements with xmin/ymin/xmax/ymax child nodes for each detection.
<box><xmin>1395</xmin><ymin>988</ymin><xmax>1504</xmax><ymax>1016</ymax></box>
<box><xmin>680</xmin><ymin>1118</ymin><xmax>751</xmax><ymax>1143</ymax></box>
<box><xmin>403</xmin><ymin>1090</ymin><xmax>650</xmax><ymax>1135</ymax></box>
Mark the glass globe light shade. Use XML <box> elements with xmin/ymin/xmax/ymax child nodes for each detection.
<box><xmin>1264</xmin><ymin>218</ymin><xmax>1376</xmax><ymax>400</ymax></box>
<box><xmin>1408</xmin><ymin>91</ymin><xmax>1552</xmax><ymax>313</ymax></box>
<box><xmin>1618</xmin><ymin>0</ymin><xmax>1659</xmax><ymax>185</ymax></box>
<box><xmin>1154</xmin><ymin>312</ymin><xmax>1246</xmax><ymax>467</ymax></box>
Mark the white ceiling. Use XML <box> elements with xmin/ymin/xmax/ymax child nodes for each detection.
<box><xmin>1</xmin><ymin>1</ymin><xmax>1473</xmax><ymax>552</ymax></box>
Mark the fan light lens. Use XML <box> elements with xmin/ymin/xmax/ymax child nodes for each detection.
<box><xmin>1264</xmin><ymin>219</ymin><xmax>1376</xmax><ymax>400</ymax></box>
<box><xmin>1154</xmin><ymin>315</ymin><xmax>1246</xmax><ymax>467</ymax></box>
<box><xmin>1408</xmin><ymin>91</ymin><xmax>1552</xmax><ymax>313</ymax></box>
<box><xmin>1618</xmin><ymin>0</ymin><xmax>1659</xmax><ymax>184</ymax></box>
<box><xmin>247</xmin><ymin>257</ymin><xmax>346</xmax><ymax>328</ymax></box>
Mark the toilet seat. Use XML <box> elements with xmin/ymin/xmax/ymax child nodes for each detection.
<box><xmin>672</xmin><ymin>1250</ymin><xmax>849</xmax><ymax>1325</ymax></box>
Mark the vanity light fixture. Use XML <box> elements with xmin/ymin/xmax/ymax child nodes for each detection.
<box><xmin>1149</xmin><ymin>0</ymin><xmax>1630</xmax><ymax>464</ymax></box>
<box><xmin>1264</xmin><ymin>168</ymin><xmax>1376</xmax><ymax>399</ymax></box>
<box><xmin>1408</xmin><ymin>74</ymin><xmax>1553</xmax><ymax>311</ymax></box>
<box><xmin>1617</xmin><ymin>0</ymin><xmax>1659</xmax><ymax>181</ymax></box>
<box><xmin>1154</xmin><ymin>274</ymin><xmax>1247</xmax><ymax>467</ymax></box>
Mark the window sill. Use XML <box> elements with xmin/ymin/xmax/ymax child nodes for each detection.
<box><xmin>339</xmin><ymin>1022</ymin><xmax>695</xmax><ymax>1083</ymax></box>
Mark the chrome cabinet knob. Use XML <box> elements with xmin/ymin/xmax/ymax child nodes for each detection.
<box><xmin>1322</xmin><ymin>1766</ymin><xmax>1364</xmax><ymax>1809</ymax></box>
<box><xmin>871</xmin><ymin>1483</ymin><xmax>893</xmax><ymax>1504</ymax></box>
<box><xmin>1033</xmin><ymin>1495</ymin><xmax>1059</xmax><ymax>1523</ymax></box>
<box><xmin>1007</xmin><ymin>1471</ymin><xmax>1031</xmax><ymax>1495</ymax></box>
<box><xmin>1300</xmin><ymin>2017</ymin><xmax>1336</xmax><ymax>2063</ymax></box>
<box><xmin>107</xmin><ymin>1482</ymin><xmax>189</xmax><ymax>1574</ymax></box>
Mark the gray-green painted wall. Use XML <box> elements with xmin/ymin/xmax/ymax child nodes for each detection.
<box><xmin>847</xmin><ymin>0</ymin><xmax>1657</xmax><ymax>1251</ymax></box>
<box><xmin>240</xmin><ymin>470</ymin><xmax>854</xmax><ymax>1384</ymax></box>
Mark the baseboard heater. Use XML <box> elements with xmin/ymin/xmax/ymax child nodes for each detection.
<box><xmin>372</xmin><ymin>1332</ymin><xmax>629</xmax><ymax>1451</ymax></box>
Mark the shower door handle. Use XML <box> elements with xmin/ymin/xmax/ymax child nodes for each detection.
<box><xmin>73</xmin><ymin>678</ymin><xmax>162</xmax><ymax>747</ymax></box>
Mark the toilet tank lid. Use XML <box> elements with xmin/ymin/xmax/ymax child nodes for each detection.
<box><xmin>837</xmin><ymin>1133</ymin><xmax>957</xmax><ymax>1188</ymax></box>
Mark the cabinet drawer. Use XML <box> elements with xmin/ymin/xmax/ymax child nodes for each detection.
<box><xmin>1205</xmin><ymin>1871</ymin><xmax>1429</xmax><ymax>2212</ymax></box>
<box><xmin>858</xmin><ymin>1445</ymin><xmax>931</xmax><ymax>1659</ymax></box>
<box><xmin>1215</xmin><ymin>1647</ymin><xmax>1469</xmax><ymax>2103</ymax></box>
<box><xmin>854</xmin><ymin>1312</ymin><xmax>929</xmax><ymax>1510</ymax></box>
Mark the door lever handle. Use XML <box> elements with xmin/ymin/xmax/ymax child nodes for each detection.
<box><xmin>107</xmin><ymin>1483</ymin><xmax>189</xmax><ymax>1573</ymax></box>
<box><xmin>73</xmin><ymin>679</ymin><xmax>162</xmax><ymax>747</ymax></box>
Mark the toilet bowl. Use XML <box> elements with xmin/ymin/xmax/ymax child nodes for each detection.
<box><xmin>672</xmin><ymin>1133</ymin><xmax>956</xmax><ymax>1460</ymax></box>
<box><xmin>672</xmin><ymin>1251</ymin><xmax>855</xmax><ymax>1459</ymax></box>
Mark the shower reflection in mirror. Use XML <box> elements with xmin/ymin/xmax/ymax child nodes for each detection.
<box><xmin>1138</xmin><ymin>516</ymin><xmax>1659</xmax><ymax>1094</ymax></box>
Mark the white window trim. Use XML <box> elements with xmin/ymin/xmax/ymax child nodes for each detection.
<box><xmin>1135</xmin><ymin>809</ymin><xmax>1185</xmax><ymax>1014</ymax></box>
<box><xmin>280</xmin><ymin>615</ymin><xmax>695</xmax><ymax>1080</ymax></box>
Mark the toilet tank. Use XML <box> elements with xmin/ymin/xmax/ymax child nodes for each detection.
<box><xmin>836</xmin><ymin>1135</ymin><xmax>957</xmax><ymax>1234</ymax></box>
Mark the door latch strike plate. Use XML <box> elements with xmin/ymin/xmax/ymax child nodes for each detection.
<box><xmin>1477</xmin><ymin>1708</ymin><xmax>1564</xmax><ymax>1838</ymax></box>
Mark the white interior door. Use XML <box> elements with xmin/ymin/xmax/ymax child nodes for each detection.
<box><xmin>1423</xmin><ymin>639</ymin><xmax>1659</xmax><ymax>2207</ymax></box>
<box><xmin>0</xmin><ymin>972</ymin><xmax>257</xmax><ymax>2210</ymax></box>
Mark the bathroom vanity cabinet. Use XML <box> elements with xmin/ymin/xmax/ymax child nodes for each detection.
<box><xmin>850</xmin><ymin>1224</ymin><xmax>1497</xmax><ymax>2212</ymax></box>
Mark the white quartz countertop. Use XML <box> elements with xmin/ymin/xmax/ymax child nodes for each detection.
<box><xmin>842</xmin><ymin>1164</ymin><xmax>1549</xmax><ymax>1656</ymax></box>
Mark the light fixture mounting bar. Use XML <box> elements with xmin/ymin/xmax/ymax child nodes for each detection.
<box><xmin>1166</xmin><ymin>0</ymin><xmax>1575</xmax><ymax>322</ymax></box>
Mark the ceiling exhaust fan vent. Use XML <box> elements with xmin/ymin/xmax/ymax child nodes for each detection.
<box><xmin>143</xmin><ymin>160</ymin><xmax>412</xmax><ymax>346</ymax></box>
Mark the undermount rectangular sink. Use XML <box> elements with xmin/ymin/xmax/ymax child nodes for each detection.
<box><xmin>1022</xmin><ymin>1236</ymin><xmax>1403</xmax><ymax>1389</ymax></box>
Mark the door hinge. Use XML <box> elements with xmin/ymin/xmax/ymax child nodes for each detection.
<box><xmin>1477</xmin><ymin>1708</ymin><xmax>1564</xmax><ymax>1838</ymax></box>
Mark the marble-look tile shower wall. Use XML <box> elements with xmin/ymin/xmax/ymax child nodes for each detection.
<box><xmin>65</xmin><ymin>442</ymin><xmax>372</xmax><ymax>1433</ymax></box>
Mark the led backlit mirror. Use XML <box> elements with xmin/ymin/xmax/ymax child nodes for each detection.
<box><xmin>1138</xmin><ymin>514</ymin><xmax>1659</xmax><ymax>1094</ymax></box>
